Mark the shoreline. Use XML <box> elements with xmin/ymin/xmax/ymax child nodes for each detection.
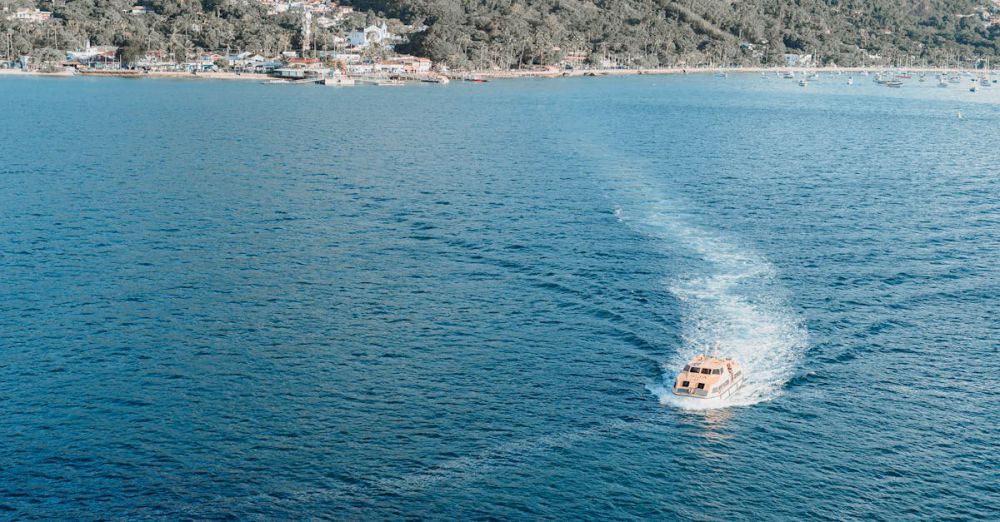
<box><xmin>2</xmin><ymin>66</ymin><xmax>995</xmax><ymax>83</ymax></box>
<box><xmin>470</xmin><ymin>65</ymin><xmax>998</xmax><ymax>79</ymax></box>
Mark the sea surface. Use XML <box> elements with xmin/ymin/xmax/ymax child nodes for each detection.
<box><xmin>1</xmin><ymin>73</ymin><xmax>998</xmax><ymax>519</ymax></box>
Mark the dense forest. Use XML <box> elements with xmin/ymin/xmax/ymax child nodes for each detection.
<box><xmin>377</xmin><ymin>0</ymin><xmax>1000</xmax><ymax>68</ymax></box>
<box><xmin>2</xmin><ymin>0</ymin><xmax>998</xmax><ymax>68</ymax></box>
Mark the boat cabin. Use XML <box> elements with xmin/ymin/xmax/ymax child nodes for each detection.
<box><xmin>672</xmin><ymin>355</ymin><xmax>744</xmax><ymax>399</ymax></box>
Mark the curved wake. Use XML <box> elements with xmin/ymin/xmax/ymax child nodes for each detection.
<box><xmin>614</xmin><ymin>203</ymin><xmax>808</xmax><ymax>410</ymax></box>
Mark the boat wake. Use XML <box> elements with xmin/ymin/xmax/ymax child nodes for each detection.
<box><xmin>613</xmin><ymin>202</ymin><xmax>808</xmax><ymax>410</ymax></box>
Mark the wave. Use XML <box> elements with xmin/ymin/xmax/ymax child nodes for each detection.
<box><xmin>614</xmin><ymin>202</ymin><xmax>808</xmax><ymax>410</ymax></box>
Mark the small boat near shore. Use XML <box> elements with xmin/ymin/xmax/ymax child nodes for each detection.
<box><xmin>420</xmin><ymin>75</ymin><xmax>450</xmax><ymax>84</ymax></box>
<box><xmin>672</xmin><ymin>355</ymin><xmax>745</xmax><ymax>400</ymax></box>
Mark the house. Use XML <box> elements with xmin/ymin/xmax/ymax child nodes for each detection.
<box><xmin>227</xmin><ymin>51</ymin><xmax>267</xmax><ymax>68</ymax></box>
<box><xmin>254</xmin><ymin>61</ymin><xmax>283</xmax><ymax>74</ymax></box>
<box><xmin>67</xmin><ymin>45</ymin><xmax>118</xmax><ymax>63</ymax></box>
<box><xmin>560</xmin><ymin>50</ymin><xmax>588</xmax><ymax>69</ymax></box>
<box><xmin>384</xmin><ymin>55</ymin><xmax>432</xmax><ymax>73</ymax></box>
<box><xmin>318</xmin><ymin>51</ymin><xmax>361</xmax><ymax>64</ymax></box>
<box><xmin>346</xmin><ymin>62</ymin><xmax>375</xmax><ymax>75</ymax></box>
<box><xmin>375</xmin><ymin>61</ymin><xmax>406</xmax><ymax>74</ymax></box>
<box><xmin>8</xmin><ymin>8</ymin><xmax>51</xmax><ymax>23</ymax></box>
<box><xmin>273</xmin><ymin>63</ymin><xmax>330</xmax><ymax>79</ymax></box>
<box><xmin>286</xmin><ymin>57</ymin><xmax>320</xmax><ymax>67</ymax></box>
<box><xmin>783</xmin><ymin>53</ymin><xmax>813</xmax><ymax>67</ymax></box>
<box><xmin>349</xmin><ymin>23</ymin><xmax>395</xmax><ymax>48</ymax></box>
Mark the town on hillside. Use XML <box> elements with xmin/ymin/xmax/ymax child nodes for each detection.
<box><xmin>0</xmin><ymin>0</ymin><xmax>460</xmax><ymax>84</ymax></box>
<box><xmin>2</xmin><ymin>0</ymin><xmax>1000</xmax><ymax>82</ymax></box>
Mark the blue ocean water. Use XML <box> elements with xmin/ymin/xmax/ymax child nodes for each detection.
<box><xmin>0</xmin><ymin>74</ymin><xmax>998</xmax><ymax>519</ymax></box>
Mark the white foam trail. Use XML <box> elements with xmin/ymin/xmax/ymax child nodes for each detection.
<box><xmin>616</xmin><ymin>203</ymin><xmax>808</xmax><ymax>410</ymax></box>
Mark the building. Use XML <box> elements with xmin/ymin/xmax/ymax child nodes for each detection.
<box><xmin>384</xmin><ymin>55</ymin><xmax>432</xmax><ymax>73</ymax></box>
<box><xmin>8</xmin><ymin>8</ymin><xmax>52</xmax><ymax>22</ymax></box>
<box><xmin>67</xmin><ymin>45</ymin><xmax>119</xmax><ymax>63</ymax></box>
<box><xmin>783</xmin><ymin>54</ymin><xmax>813</xmax><ymax>67</ymax></box>
<box><xmin>349</xmin><ymin>23</ymin><xmax>395</xmax><ymax>48</ymax></box>
<box><xmin>286</xmin><ymin>57</ymin><xmax>321</xmax><ymax>67</ymax></box>
<box><xmin>346</xmin><ymin>62</ymin><xmax>375</xmax><ymax>75</ymax></box>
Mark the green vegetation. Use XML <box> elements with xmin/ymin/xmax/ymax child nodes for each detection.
<box><xmin>2</xmin><ymin>0</ymin><xmax>998</xmax><ymax>68</ymax></box>
<box><xmin>1</xmin><ymin>0</ymin><xmax>363</xmax><ymax>63</ymax></box>
<box><xmin>377</xmin><ymin>0</ymin><xmax>1000</xmax><ymax>68</ymax></box>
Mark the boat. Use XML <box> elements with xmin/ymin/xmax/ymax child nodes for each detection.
<box><xmin>937</xmin><ymin>80</ymin><xmax>949</xmax><ymax>88</ymax></box>
<box><xmin>846</xmin><ymin>77</ymin><xmax>853</xmax><ymax>85</ymax></box>
<box><xmin>883</xmin><ymin>80</ymin><xmax>903</xmax><ymax>88</ymax></box>
<box><xmin>376</xmin><ymin>79</ymin><xmax>405</xmax><ymax>86</ymax></box>
<box><xmin>672</xmin><ymin>355</ymin><xmax>745</xmax><ymax>400</ymax></box>
<box><xmin>782</xmin><ymin>71</ymin><xmax>795</xmax><ymax>79</ymax></box>
<box><xmin>798</xmin><ymin>79</ymin><xmax>808</xmax><ymax>87</ymax></box>
<box><xmin>463</xmin><ymin>76</ymin><xmax>488</xmax><ymax>83</ymax></box>
<box><xmin>420</xmin><ymin>75</ymin><xmax>450</xmax><ymax>84</ymax></box>
<box><xmin>970</xmin><ymin>85</ymin><xmax>978</xmax><ymax>93</ymax></box>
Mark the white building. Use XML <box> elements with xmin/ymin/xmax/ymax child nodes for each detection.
<box><xmin>346</xmin><ymin>62</ymin><xmax>375</xmax><ymax>75</ymax></box>
<box><xmin>783</xmin><ymin>54</ymin><xmax>813</xmax><ymax>67</ymax></box>
<box><xmin>349</xmin><ymin>23</ymin><xmax>395</xmax><ymax>48</ymax></box>
<box><xmin>8</xmin><ymin>8</ymin><xmax>51</xmax><ymax>22</ymax></box>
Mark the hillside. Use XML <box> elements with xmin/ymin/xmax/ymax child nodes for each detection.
<box><xmin>1</xmin><ymin>0</ymin><xmax>997</xmax><ymax>68</ymax></box>
<box><xmin>366</xmin><ymin>0</ymin><xmax>1000</xmax><ymax>67</ymax></box>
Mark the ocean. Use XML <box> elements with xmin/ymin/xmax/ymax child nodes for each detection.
<box><xmin>1</xmin><ymin>73</ymin><xmax>997</xmax><ymax>519</ymax></box>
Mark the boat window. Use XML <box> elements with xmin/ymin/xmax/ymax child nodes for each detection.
<box><xmin>701</xmin><ymin>368</ymin><xmax>712</xmax><ymax>374</ymax></box>
<box><xmin>712</xmin><ymin>369</ymin><xmax>722</xmax><ymax>375</ymax></box>
<box><xmin>697</xmin><ymin>383</ymin><xmax>705</xmax><ymax>389</ymax></box>
<box><xmin>683</xmin><ymin>365</ymin><xmax>691</xmax><ymax>372</ymax></box>
<box><xmin>681</xmin><ymin>381</ymin><xmax>690</xmax><ymax>387</ymax></box>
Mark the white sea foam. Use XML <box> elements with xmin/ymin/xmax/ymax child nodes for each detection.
<box><xmin>616</xmin><ymin>203</ymin><xmax>808</xmax><ymax>410</ymax></box>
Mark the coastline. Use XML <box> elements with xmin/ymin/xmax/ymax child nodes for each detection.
<box><xmin>471</xmin><ymin>65</ymin><xmax>997</xmax><ymax>79</ymax></box>
<box><xmin>1</xmin><ymin>65</ymin><xmax>994</xmax><ymax>83</ymax></box>
<box><xmin>0</xmin><ymin>68</ymin><xmax>271</xmax><ymax>81</ymax></box>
